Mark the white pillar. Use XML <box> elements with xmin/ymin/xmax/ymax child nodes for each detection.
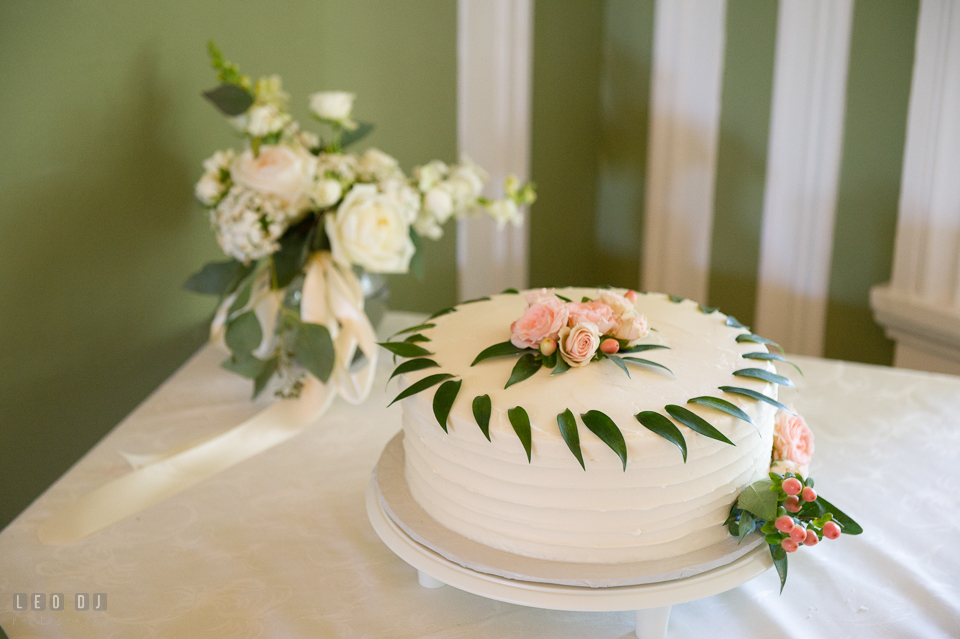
<box><xmin>871</xmin><ymin>0</ymin><xmax>960</xmax><ymax>374</ymax></box>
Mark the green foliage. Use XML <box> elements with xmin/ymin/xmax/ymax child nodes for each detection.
<box><xmin>471</xmin><ymin>341</ymin><xmax>528</xmax><ymax>365</ymax></box>
<box><xmin>507</xmin><ymin>406</ymin><xmax>532</xmax><ymax>462</ymax></box>
<box><xmin>621</xmin><ymin>357</ymin><xmax>674</xmax><ymax>377</ymax></box>
<box><xmin>581</xmin><ymin>410</ymin><xmax>628</xmax><ymax>470</ymax></box>
<box><xmin>472</xmin><ymin>395</ymin><xmax>492</xmax><ymax>441</ymax></box>
<box><xmin>687</xmin><ymin>396</ymin><xmax>755</xmax><ymax>428</ymax></box>
<box><xmin>392</xmin><ymin>323</ymin><xmax>436</xmax><ymax>338</ymax></box>
<box><xmin>635</xmin><ymin>411</ymin><xmax>687</xmax><ymax>463</ymax></box>
<box><xmin>620</xmin><ymin>344</ymin><xmax>669</xmax><ymax>354</ymax></box>
<box><xmin>551</xmin><ymin>357</ymin><xmax>571</xmax><ymax>376</ymax></box>
<box><xmin>253</xmin><ymin>356</ymin><xmax>279</xmax><ymax>398</ymax></box>
<box><xmin>460</xmin><ymin>297</ymin><xmax>491</xmax><ymax>305</ymax></box>
<box><xmin>432</xmin><ymin>379</ymin><xmax>462</xmax><ymax>432</ymax></box>
<box><xmin>184</xmin><ymin>260</ymin><xmax>253</xmax><ymax>296</ymax></box>
<box><xmin>501</xmin><ymin>288</ymin><xmax>520</xmax><ymax>294</ymax></box>
<box><xmin>428</xmin><ymin>306</ymin><xmax>457</xmax><ymax>320</ymax></box>
<box><xmin>202</xmin><ymin>83</ymin><xmax>254</xmax><ymax>116</ymax></box>
<box><xmin>665</xmin><ymin>404</ymin><xmax>734</xmax><ymax>446</ymax></box>
<box><xmin>388</xmin><ymin>373</ymin><xmax>455</xmax><ymax>407</ymax></box>
<box><xmin>732</xmin><ymin>368</ymin><xmax>795</xmax><ymax>388</ymax></box>
<box><xmin>555</xmin><ymin>294</ymin><xmax>572</xmax><ymax>303</ymax></box>
<box><xmin>736</xmin><ymin>333</ymin><xmax>784</xmax><ymax>354</ymax></box>
<box><xmin>389</xmin><ymin>358</ymin><xmax>440</xmax><ymax>382</ymax></box>
<box><xmin>272</xmin><ymin>220</ymin><xmax>314</xmax><ymax>289</ymax></box>
<box><xmin>736</xmin><ymin>479</ymin><xmax>777</xmax><ymax>521</ymax></box>
<box><xmin>293</xmin><ymin>322</ymin><xmax>336</xmax><ymax>382</ymax></box>
<box><xmin>737</xmin><ymin>510</ymin><xmax>755</xmax><ymax>544</ymax></box>
<box><xmin>668</xmin><ymin>295</ymin><xmax>684</xmax><ymax>303</ymax></box>
<box><xmin>557</xmin><ymin>409</ymin><xmax>584</xmax><ymax>470</ymax></box>
<box><xmin>699</xmin><ymin>305</ymin><xmax>719</xmax><ymax>314</ymax></box>
<box><xmin>719</xmin><ymin>386</ymin><xmax>794</xmax><ymax>413</ymax></box>
<box><xmin>742</xmin><ymin>352</ymin><xmax>803</xmax><ymax>375</ymax></box>
<box><xmin>225</xmin><ymin>311</ymin><xmax>262</xmax><ymax>354</ymax></box>
<box><xmin>770</xmin><ymin>543</ymin><xmax>788</xmax><ymax>594</ymax></box>
<box><xmin>340</xmin><ymin>122</ymin><xmax>375</xmax><ymax>149</ymax></box>
<box><xmin>408</xmin><ymin>228</ymin><xmax>425</xmax><ymax>281</ymax></box>
<box><xmin>222</xmin><ymin>354</ymin><xmax>266</xmax><ymax>379</ymax></box>
<box><xmin>607</xmin><ymin>355</ymin><xmax>631</xmax><ymax>378</ymax></box>
<box><xmin>378</xmin><ymin>341</ymin><xmax>433</xmax><ymax>358</ymax></box>
<box><xmin>505</xmin><ymin>353</ymin><xmax>542</xmax><ymax>388</ymax></box>
<box><xmin>207</xmin><ymin>41</ymin><xmax>249</xmax><ymax>87</ymax></box>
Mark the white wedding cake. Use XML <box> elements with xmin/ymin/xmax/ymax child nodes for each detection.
<box><xmin>395</xmin><ymin>288</ymin><xmax>778</xmax><ymax>564</ymax></box>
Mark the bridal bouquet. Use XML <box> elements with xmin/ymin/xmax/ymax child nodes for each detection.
<box><xmin>185</xmin><ymin>43</ymin><xmax>535</xmax><ymax>400</ymax></box>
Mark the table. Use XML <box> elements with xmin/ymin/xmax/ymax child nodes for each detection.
<box><xmin>2</xmin><ymin>311</ymin><xmax>959</xmax><ymax>638</ymax></box>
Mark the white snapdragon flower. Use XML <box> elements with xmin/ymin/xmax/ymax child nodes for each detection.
<box><xmin>308</xmin><ymin>91</ymin><xmax>357</xmax><ymax>129</ymax></box>
<box><xmin>486</xmin><ymin>198</ymin><xmax>522</xmax><ymax>228</ymax></box>
<box><xmin>211</xmin><ymin>187</ymin><xmax>290</xmax><ymax>263</ymax></box>
<box><xmin>230</xmin><ymin>144</ymin><xmax>315</xmax><ymax>216</ymax></box>
<box><xmin>325</xmin><ymin>184</ymin><xmax>415</xmax><ymax>273</ymax></box>
<box><xmin>253</xmin><ymin>75</ymin><xmax>289</xmax><ymax>110</ymax></box>
<box><xmin>358</xmin><ymin>148</ymin><xmax>403</xmax><ymax>182</ymax></box>
<box><xmin>415</xmin><ymin>160</ymin><xmax>448</xmax><ymax>191</ymax></box>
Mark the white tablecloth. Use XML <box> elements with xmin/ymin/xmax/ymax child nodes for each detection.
<box><xmin>2</xmin><ymin>312</ymin><xmax>959</xmax><ymax>638</ymax></box>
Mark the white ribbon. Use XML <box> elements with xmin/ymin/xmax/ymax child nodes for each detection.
<box><xmin>37</xmin><ymin>253</ymin><xmax>378</xmax><ymax>545</ymax></box>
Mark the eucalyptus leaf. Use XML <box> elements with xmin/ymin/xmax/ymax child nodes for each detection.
<box><xmin>253</xmin><ymin>356</ymin><xmax>278</xmax><ymax>398</ymax></box>
<box><xmin>635</xmin><ymin>411</ymin><xmax>687</xmax><ymax>463</ymax></box>
<box><xmin>389</xmin><ymin>358</ymin><xmax>440</xmax><ymax>382</ymax></box>
<box><xmin>719</xmin><ymin>386</ymin><xmax>794</xmax><ymax>414</ymax></box>
<box><xmin>621</xmin><ymin>357</ymin><xmax>674</xmax><ymax>377</ymax></box>
<box><xmin>505</xmin><ymin>353</ymin><xmax>542</xmax><ymax>388</ymax></box>
<box><xmin>225</xmin><ymin>311</ymin><xmax>262</xmax><ymax>354</ymax></box>
<box><xmin>736</xmin><ymin>333</ymin><xmax>785</xmax><ymax>354</ymax></box>
<box><xmin>272</xmin><ymin>219</ymin><xmax>313</xmax><ymax>289</ymax></box>
<box><xmin>507</xmin><ymin>406</ymin><xmax>533</xmax><ymax>462</ymax></box>
<box><xmin>388</xmin><ymin>373</ymin><xmax>455</xmax><ymax>407</ymax></box>
<box><xmin>228</xmin><ymin>280</ymin><xmax>253</xmax><ymax>317</ymax></box>
<box><xmin>738</xmin><ymin>510</ymin><xmax>756</xmax><ymax>544</ymax></box>
<box><xmin>742</xmin><ymin>352</ymin><xmax>803</xmax><ymax>375</ymax></box>
<box><xmin>432</xmin><ymin>379</ymin><xmax>462</xmax><ymax>432</ymax></box>
<box><xmin>664</xmin><ymin>404</ymin><xmax>734</xmax><ymax>446</ymax></box>
<box><xmin>770</xmin><ymin>544</ymin><xmax>788</xmax><ymax>593</ymax></box>
<box><xmin>607</xmin><ymin>355</ymin><xmax>630</xmax><ymax>378</ymax></box>
<box><xmin>551</xmin><ymin>357</ymin><xmax>571</xmax><ymax>376</ymax></box>
<box><xmin>687</xmin><ymin>396</ymin><xmax>755</xmax><ymax>427</ymax></box>
<box><xmin>202</xmin><ymin>83</ymin><xmax>254</xmax><ymax>116</ymax></box>
<box><xmin>408</xmin><ymin>228</ymin><xmax>424</xmax><ymax>281</ymax></box>
<box><xmin>557</xmin><ymin>409</ymin><xmax>584</xmax><ymax>470</ymax></box>
<box><xmin>428</xmin><ymin>306</ymin><xmax>457</xmax><ymax>320</ymax></box>
<box><xmin>184</xmin><ymin>260</ymin><xmax>252</xmax><ymax>296</ymax></box>
<box><xmin>581</xmin><ymin>410</ymin><xmax>628</xmax><ymax>470</ymax></box>
<box><xmin>817</xmin><ymin>497</ymin><xmax>863</xmax><ymax>535</ymax></box>
<box><xmin>378</xmin><ymin>341</ymin><xmax>433</xmax><ymax>358</ymax></box>
<box><xmin>340</xmin><ymin>121</ymin><xmax>375</xmax><ymax>148</ymax></box>
<box><xmin>392</xmin><ymin>323</ymin><xmax>436</xmax><ymax>338</ymax></box>
<box><xmin>221</xmin><ymin>353</ymin><xmax>265</xmax><ymax>379</ymax></box>
<box><xmin>620</xmin><ymin>344</ymin><xmax>670</xmax><ymax>354</ymax></box>
<box><xmin>471</xmin><ymin>341</ymin><xmax>528</xmax><ymax>365</ymax></box>
<box><xmin>737</xmin><ymin>479</ymin><xmax>777</xmax><ymax>521</ymax></box>
<box><xmin>472</xmin><ymin>394</ymin><xmax>492</xmax><ymax>441</ymax></box>
<box><xmin>294</xmin><ymin>322</ymin><xmax>336</xmax><ymax>382</ymax></box>
<box><xmin>733</xmin><ymin>368</ymin><xmax>795</xmax><ymax>388</ymax></box>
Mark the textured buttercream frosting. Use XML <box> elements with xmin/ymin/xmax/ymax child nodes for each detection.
<box><xmin>399</xmin><ymin>288</ymin><xmax>777</xmax><ymax>564</ymax></box>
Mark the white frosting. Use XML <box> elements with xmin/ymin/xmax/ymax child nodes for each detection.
<box><xmin>399</xmin><ymin>288</ymin><xmax>777</xmax><ymax>564</ymax></box>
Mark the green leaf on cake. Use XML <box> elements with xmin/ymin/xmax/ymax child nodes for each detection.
<box><xmin>507</xmin><ymin>406</ymin><xmax>533</xmax><ymax>462</ymax></box>
<box><xmin>202</xmin><ymin>83</ymin><xmax>255</xmax><ymax>116</ymax></box>
<box><xmin>551</xmin><ymin>357</ymin><xmax>571</xmax><ymax>376</ymax></box>
<box><xmin>388</xmin><ymin>373</ymin><xmax>455</xmax><ymax>407</ymax></box>
<box><xmin>718</xmin><ymin>386</ymin><xmax>794</xmax><ymax>414</ymax></box>
<box><xmin>557</xmin><ymin>409</ymin><xmax>585</xmax><ymax>470</ymax></box>
<box><xmin>460</xmin><ymin>297</ymin><xmax>491</xmax><ymax>305</ymax></box>
<box><xmin>581</xmin><ymin>410</ymin><xmax>628</xmax><ymax>471</ymax></box>
<box><xmin>736</xmin><ymin>479</ymin><xmax>777</xmax><ymax>521</ymax></box>
<box><xmin>392</xmin><ymin>323</ymin><xmax>436</xmax><ymax>338</ymax></box>
<box><xmin>736</xmin><ymin>333</ymin><xmax>785</xmax><ymax>354</ymax></box>
<box><xmin>620</xmin><ymin>344</ymin><xmax>669</xmax><ymax>354</ymax></box>
<box><xmin>432</xmin><ymin>379</ymin><xmax>462</xmax><ymax>433</ymax></box>
<box><xmin>378</xmin><ymin>341</ymin><xmax>433</xmax><ymax>358</ymax></box>
<box><xmin>742</xmin><ymin>352</ymin><xmax>803</xmax><ymax>375</ymax></box>
<box><xmin>225</xmin><ymin>311</ymin><xmax>263</xmax><ymax>354</ymax></box>
<box><xmin>817</xmin><ymin>497</ymin><xmax>863</xmax><ymax>535</ymax></box>
<box><xmin>555</xmin><ymin>294</ymin><xmax>573</xmax><ymax>303</ymax></box>
<box><xmin>770</xmin><ymin>544</ymin><xmax>788</xmax><ymax>593</ymax></box>
<box><xmin>505</xmin><ymin>353</ymin><xmax>542</xmax><ymax>388</ymax></box>
<box><xmin>664</xmin><ymin>405</ymin><xmax>734</xmax><ymax>446</ymax></box>
<box><xmin>733</xmin><ymin>368</ymin><xmax>795</xmax><ymax>388</ymax></box>
<box><xmin>184</xmin><ymin>260</ymin><xmax>253</xmax><ymax>296</ymax></box>
<box><xmin>699</xmin><ymin>304</ymin><xmax>718</xmax><ymax>314</ymax></box>
<box><xmin>340</xmin><ymin>121</ymin><xmax>375</xmax><ymax>149</ymax></box>
<box><xmin>607</xmin><ymin>355</ymin><xmax>631</xmax><ymax>378</ymax></box>
<box><xmin>403</xmin><ymin>334</ymin><xmax>431</xmax><ymax>343</ymax></box>
<box><xmin>389</xmin><ymin>358</ymin><xmax>440</xmax><ymax>382</ymax></box>
<box><xmin>635</xmin><ymin>411</ymin><xmax>687</xmax><ymax>463</ymax></box>
<box><xmin>687</xmin><ymin>396</ymin><xmax>755</xmax><ymax>428</ymax></box>
<box><xmin>253</xmin><ymin>356</ymin><xmax>278</xmax><ymax>399</ymax></box>
<box><xmin>621</xmin><ymin>357</ymin><xmax>674</xmax><ymax>377</ymax></box>
<box><xmin>471</xmin><ymin>341</ymin><xmax>528</xmax><ymax>366</ymax></box>
<box><xmin>501</xmin><ymin>288</ymin><xmax>520</xmax><ymax>294</ymax></box>
<box><xmin>294</xmin><ymin>322</ymin><xmax>336</xmax><ymax>382</ymax></box>
<box><xmin>668</xmin><ymin>294</ymin><xmax>684</xmax><ymax>303</ymax></box>
<box><xmin>472</xmin><ymin>394</ymin><xmax>492</xmax><ymax>441</ymax></box>
<box><xmin>737</xmin><ymin>510</ymin><xmax>755</xmax><ymax>544</ymax></box>
<box><xmin>428</xmin><ymin>306</ymin><xmax>457</xmax><ymax>320</ymax></box>
<box><xmin>725</xmin><ymin>316</ymin><xmax>748</xmax><ymax>329</ymax></box>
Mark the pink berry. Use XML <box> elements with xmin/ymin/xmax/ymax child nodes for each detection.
<box><xmin>625</xmin><ymin>290</ymin><xmax>639</xmax><ymax>303</ymax></box>
<box><xmin>789</xmin><ymin>526</ymin><xmax>807</xmax><ymax>543</ymax></box>
<box><xmin>781</xmin><ymin>538</ymin><xmax>799</xmax><ymax>553</ymax></box>
<box><xmin>801</xmin><ymin>487</ymin><xmax>817</xmax><ymax>502</ymax></box>
<box><xmin>804</xmin><ymin>529</ymin><xmax>819</xmax><ymax>546</ymax></box>
<box><xmin>775</xmin><ymin>515</ymin><xmax>795</xmax><ymax>533</ymax></box>
<box><xmin>540</xmin><ymin>338</ymin><xmax>557</xmax><ymax>357</ymax></box>
<box><xmin>782</xmin><ymin>478</ymin><xmax>803</xmax><ymax>496</ymax></box>
<box><xmin>600</xmin><ymin>338</ymin><xmax>620</xmax><ymax>355</ymax></box>
<box><xmin>783</xmin><ymin>495</ymin><xmax>801</xmax><ymax>513</ymax></box>
<box><xmin>823</xmin><ymin>521</ymin><xmax>841</xmax><ymax>540</ymax></box>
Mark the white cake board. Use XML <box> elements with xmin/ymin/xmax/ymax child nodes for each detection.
<box><xmin>366</xmin><ymin>432</ymin><xmax>773</xmax><ymax>638</ymax></box>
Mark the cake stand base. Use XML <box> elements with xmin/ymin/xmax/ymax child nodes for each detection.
<box><xmin>367</xmin><ymin>474</ymin><xmax>772</xmax><ymax>639</ymax></box>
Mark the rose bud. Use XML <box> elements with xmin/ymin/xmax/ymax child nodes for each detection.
<box><xmin>539</xmin><ymin>337</ymin><xmax>557</xmax><ymax>357</ymax></box>
<box><xmin>625</xmin><ymin>290</ymin><xmax>638</xmax><ymax>303</ymax></box>
<box><xmin>600</xmin><ymin>338</ymin><xmax>620</xmax><ymax>355</ymax></box>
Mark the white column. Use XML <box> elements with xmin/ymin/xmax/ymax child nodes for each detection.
<box><xmin>642</xmin><ymin>0</ymin><xmax>727</xmax><ymax>304</ymax></box>
<box><xmin>456</xmin><ymin>0</ymin><xmax>533</xmax><ymax>300</ymax></box>
<box><xmin>753</xmin><ymin>0</ymin><xmax>854</xmax><ymax>356</ymax></box>
<box><xmin>871</xmin><ymin>0</ymin><xmax>960</xmax><ymax>374</ymax></box>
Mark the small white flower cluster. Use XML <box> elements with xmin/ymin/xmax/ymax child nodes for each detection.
<box><xmin>232</xmin><ymin>75</ymin><xmax>292</xmax><ymax>138</ymax></box>
<box><xmin>210</xmin><ymin>187</ymin><xmax>293</xmax><ymax>262</ymax></box>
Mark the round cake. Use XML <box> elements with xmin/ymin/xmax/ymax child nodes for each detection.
<box><xmin>394</xmin><ymin>288</ymin><xmax>779</xmax><ymax>564</ymax></box>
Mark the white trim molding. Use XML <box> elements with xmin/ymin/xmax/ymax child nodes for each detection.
<box><xmin>753</xmin><ymin>0</ymin><xmax>855</xmax><ymax>356</ymax></box>
<box><xmin>872</xmin><ymin>0</ymin><xmax>960</xmax><ymax>374</ymax></box>
<box><xmin>456</xmin><ymin>0</ymin><xmax>533</xmax><ymax>301</ymax></box>
<box><xmin>641</xmin><ymin>0</ymin><xmax>728</xmax><ymax>304</ymax></box>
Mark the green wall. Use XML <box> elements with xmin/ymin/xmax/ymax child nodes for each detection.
<box><xmin>0</xmin><ymin>0</ymin><xmax>457</xmax><ymax>530</ymax></box>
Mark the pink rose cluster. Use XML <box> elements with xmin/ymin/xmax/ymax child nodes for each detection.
<box><xmin>771</xmin><ymin>407</ymin><xmax>815</xmax><ymax>477</ymax></box>
<box><xmin>509</xmin><ymin>289</ymin><xmax>649</xmax><ymax>368</ymax></box>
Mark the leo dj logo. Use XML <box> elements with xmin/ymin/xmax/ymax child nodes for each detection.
<box><xmin>12</xmin><ymin>592</ymin><xmax>107</xmax><ymax>611</ymax></box>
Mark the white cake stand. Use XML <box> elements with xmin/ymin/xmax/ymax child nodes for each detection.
<box><xmin>366</xmin><ymin>435</ymin><xmax>773</xmax><ymax>639</ymax></box>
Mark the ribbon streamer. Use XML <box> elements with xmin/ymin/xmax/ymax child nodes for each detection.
<box><xmin>37</xmin><ymin>252</ymin><xmax>378</xmax><ymax>545</ymax></box>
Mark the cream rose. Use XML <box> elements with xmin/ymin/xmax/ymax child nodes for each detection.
<box><xmin>772</xmin><ymin>407</ymin><xmax>815</xmax><ymax>476</ymax></box>
<box><xmin>613</xmin><ymin>310</ymin><xmax>650</xmax><ymax>345</ymax></box>
<box><xmin>558</xmin><ymin>322</ymin><xmax>601</xmax><ymax>367</ymax></box>
<box><xmin>308</xmin><ymin>178</ymin><xmax>343</xmax><ymax>208</ymax></box>
<box><xmin>510</xmin><ymin>297</ymin><xmax>569</xmax><ymax>349</ymax></box>
<box><xmin>600</xmin><ymin>291</ymin><xmax>635</xmax><ymax>315</ymax></box>
<box><xmin>325</xmin><ymin>184</ymin><xmax>415</xmax><ymax>273</ymax></box>
<box><xmin>308</xmin><ymin>91</ymin><xmax>356</xmax><ymax>127</ymax></box>
<box><xmin>230</xmin><ymin>145</ymin><xmax>314</xmax><ymax>204</ymax></box>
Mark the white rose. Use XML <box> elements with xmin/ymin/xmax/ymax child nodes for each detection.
<box><xmin>423</xmin><ymin>186</ymin><xmax>454</xmax><ymax>224</ymax></box>
<box><xmin>325</xmin><ymin>184</ymin><xmax>415</xmax><ymax>273</ymax></box>
<box><xmin>413</xmin><ymin>210</ymin><xmax>444</xmax><ymax>240</ymax></box>
<box><xmin>447</xmin><ymin>157</ymin><xmax>488</xmax><ymax>204</ymax></box>
<box><xmin>415</xmin><ymin>160</ymin><xmax>448</xmax><ymax>191</ymax></box>
<box><xmin>486</xmin><ymin>199</ymin><xmax>521</xmax><ymax>228</ymax></box>
<box><xmin>309</xmin><ymin>178</ymin><xmax>343</xmax><ymax>208</ymax></box>
<box><xmin>195</xmin><ymin>174</ymin><xmax>224</xmax><ymax>206</ymax></box>
<box><xmin>358</xmin><ymin>148</ymin><xmax>402</xmax><ymax>181</ymax></box>
<box><xmin>230</xmin><ymin>145</ymin><xmax>314</xmax><ymax>205</ymax></box>
<box><xmin>308</xmin><ymin>91</ymin><xmax>356</xmax><ymax>127</ymax></box>
<box><xmin>380</xmin><ymin>178</ymin><xmax>420</xmax><ymax>224</ymax></box>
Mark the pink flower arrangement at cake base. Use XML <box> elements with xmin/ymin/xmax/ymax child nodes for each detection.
<box><xmin>771</xmin><ymin>406</ymin><xmax>815</xmax><ymax>477</ymax></box>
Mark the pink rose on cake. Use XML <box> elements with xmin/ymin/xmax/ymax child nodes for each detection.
<box><xmin>772</xmin><ymin>406</ymin><xmax>814</xmax><ymax>477</ymax></box>
<box><xmin>510</xmin><ymin>296</ymin><xmax>569</xmax><ymax>349</ymax></box>
<box><xmin>566</xmin><ymin>300</ymin><xmax>618</xmax><ymax>334</ymax></box>
<box><xmin>613</xmin><ymin>310</ymin><xmax>650</xmax><ymax>345</ymax></box>
<box><xmin>558</xmin><ymin>322</ymin><xmax>601</xmax><ymax>367</ymax></box>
